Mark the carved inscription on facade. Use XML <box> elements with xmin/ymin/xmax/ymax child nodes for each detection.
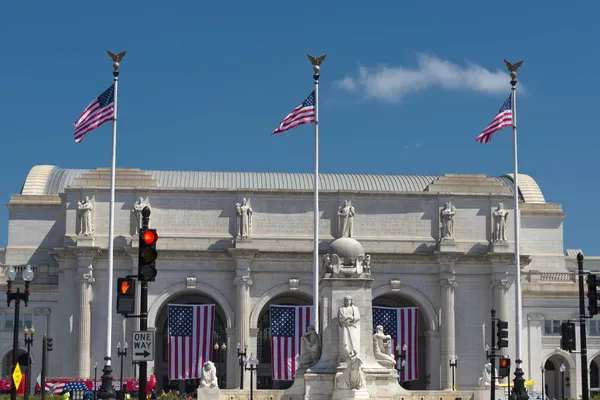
<box><xmin>150</xmin><ymin>197</ymin><xmax>230</xmax><ymax>234</ymax></box>
<box><xmin>356</xmin><ymin>213</ymin><xmax>432</xmax><ymax>237</ymax></box>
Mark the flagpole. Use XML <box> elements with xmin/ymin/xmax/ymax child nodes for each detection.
<box><xmin>307</xmin><ymin>54</ymin><xmax>326</xmax><ymax>333</ymax></box>
<box><xmin>505</xmin><ymin>59</ymin><xmax>528</xmax><ymax>400</ymax></box>
<box><xmin>98</xmin><ymin>50</ymin><xmax>125</xmax><ymax>400</ymax></box>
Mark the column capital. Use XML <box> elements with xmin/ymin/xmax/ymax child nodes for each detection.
<box><xmin>527</xmin><ymin>313</ymin><xmax>544</xmax><ymax>322</ymax></box>
<box><xmin>234</xmin><ymin>275</ymin><xmax>253</xmax><ymax>286</ymax></box>
<box><xmin>491</xmin><ymin>278</ymin><xmax>512</xmax><ymax>290</ymax></box>
<box><xmin>439</xmin><ymin>273</ymin><xmax>457</xmax><ymax>288</ymax></box>
<box><xmin>77</xmin><ymin>266</ymin><xmax>95</xmax><ymax>284</ymax></box>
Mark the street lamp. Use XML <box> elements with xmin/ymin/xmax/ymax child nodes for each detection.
<box><xmin>244</xmin><ymin>353</ymin><xmax>259</xmax><ymax>400</ymax></box>
<box><xmin>541</xmin><ymin>366</ymin><xmax>546</xmax><ymax>400</ymax></box>
<box><xmin>559</xmin><ymin>363</ymin><xmax>566</xmax><ymax>399</ymax></box>
<box><xmin>5</xmin><ymin>264</ymin><xmax>35</xmax><ymax>400</ymax></box>
<box><xmin>94</xmin><ymin>361</ymin><xmax>98</xmax><ymax>400</ymax></box>
<box><xmin>23</xmin><ymin>327</ymin><xmax>35</xmax><ymax>400</ymax></box>
<box><xmin>236</xmin><ymin>343</ymin><xmax>247</xmax><ymax>389</ymax></box>
<box><xmin>396</xmin><ymin>343</ymin><xmax>407</xmax><ymax>384</ymax></box>
<box><xmin>117</xmin><ymin>342</ymin><xmax>128</xmax><ymax>400</ymax></box>
<box><xmin>449</xmin><ymin>355</ymin><xmax>458</xmax><ymax>391</ymax></box>
<box><xmin>213</xmin><ymin>343</ymin><xmax>226</xmax><ymax>388</ymax></box>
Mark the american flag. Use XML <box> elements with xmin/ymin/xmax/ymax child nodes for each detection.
<box><xmin>270</xmin><ymin>305</ymin><xmax>313</xmax><ymax>380</ymax></box>
<box><xmin>168</xmin><ymin>304</ymin><xmax>215</xmax><ymax>380</ymax></box>
<box><xmin>475</xmin><ymin>93</ymin><xmax>513</xmax><ymax>144</ymax></box>
<box><xmin>74</xmin><ymin>85</ymin><xmax>115</xmax><ymax>143</ymax></box>
<box><xmin>271</xmin><ymin>91</ymin><xmax>316</xmax><ymax>135</ymax></box>
<box><xmin>373</xmin><ymin>306</ymin><xmax>419</xmax><ymax>382</ymax></box>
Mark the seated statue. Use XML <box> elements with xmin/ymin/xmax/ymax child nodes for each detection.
<box><xmin>478</xmin><ymin>362</ymin><xmax>500</xmax><ymax>389</ymax></box>
<box><xmin>297</xmin><ymin>325</ymin><xmax>320</xmax><ymax>368</ymax></box>
<box><xmin>199</xmin><ymin>361</ymin><xmax>218</xmax><ymax>388</ymax></box>
<box><xmin>373</xmin><ymin>325</ymin><xmax>396</xmax><ymax>368</ymax></box>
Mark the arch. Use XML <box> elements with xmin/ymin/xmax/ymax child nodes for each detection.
<box><xmin>543</xmin><ymin>349</ymin><xmax>576</xmax><ymax>370</ymax></box>
<box><xmin>249</xmin><ymin>283</ymin><xmax>313</xmax><ymax>329</ymax></box>
<box><xmin>148</xmin><ymin>281</ymin><xmax>234</xmax><ymax>329</ymax></box>
<box><xmin>589</xmin><ymin>350</ymin><xmax>600</xmax><ymax>368</ymax></box>
<box><xmin>372</xmin><ymin>283</ymin><xmax>439</xmax><ymax>331</ymax></box>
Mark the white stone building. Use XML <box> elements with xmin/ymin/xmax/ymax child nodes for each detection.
<box><xmin>0</xmin><ymin>165</ymin><xmax>597</xmax><ymax>398</ymax></box>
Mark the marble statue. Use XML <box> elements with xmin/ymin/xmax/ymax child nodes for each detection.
<box><xmin>78</xmin><ymin>197</ymin><xmax>94</xmax><ymax>236</ymax></box>
<box><xmin>322</xmin><ymin>254</ymin><xmax>333</xmax><ymax>276</ymax></box>
<box><xmin>373</xmin><ymin>325</ymin><xmax>396</xmax><ymax>367</ymax></box>
<box><xmin>337</xmin><ymin>200</ymin><xmax>355</xmax><ymax>238</ymax></box>
<box><xmin>297</xmin><ymin>325</ymin><xmax>320</xmax><ymax>368</ymax></box>
<box><xmin>338</xmin><ymin>295</ymin><xmax>361</xmax><ymax>363</ymax></box>
<box><xmin>199</xmin><ymin>361</ymin><xmax>218</xmax><ymax>388</ymax></box>
<box><xmin>477</xmin><ymin>362</ymin><xmax>500</xmax><ymax>388</ymax></box>
<box><xmin>336</xmin><ymin>351</ymin><xmax>366</xmax><ymax>390</ymax></box>
<box><xmin>235</xmin><ymin>198</ymin><xmax>253</xmax><ymax>239</ymax></box>
<box><xmin>362</xmin><ymin>254</ymin><xmax>371</xmax><ymax>276</ymax></box>
<box><xmin>440</xmin><ymin>202</ymin><xmax>457</xmax><ymax>240</ymax></box>
<box><xmin>492</xmin><ymin>202</ymin><xmax>509</xmax><ymax>242</ymax></box>
<box><xmin>132</xmin><ymin>197</ymin><xmax>149</xmax><ymax>234</ymax></box>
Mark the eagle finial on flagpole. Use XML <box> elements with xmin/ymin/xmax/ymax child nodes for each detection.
<box><xmin>306</xmin><ymin>53</ymin><xmax>327</xmax><ymax>75</ymax></box>
<box><xmin>504</xmin><ymin>59</ymin><xmax>523</xmax><ymax>82</ymax></box>
<box><xmin>107</xmin><ymin>50</ymin><xmax>127</xmax><ymax>72</ymax></box>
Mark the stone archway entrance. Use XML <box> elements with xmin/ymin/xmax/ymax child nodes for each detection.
<box><xmin>255</xmin><ymin>293</ymin><xmax>312</xmax><ymax>390</ymax></box>
<box><xmin>544</xmin><ymin>356</ymin><xmax>571</xmax><ymax>399</ymax></box>
<box><xmin>372</xmin><ymin>294</ymin><xmax>428</xmax><ymax>391</ymax></box>
<box><xmin>2</xmin><ymin>350</ymin><xmax>28</xmax><ymax>378</ymax></box>
<box><xmin>154</xmin><ymin>293</ymin><xmax>228</xmax><ymax>394</ymax></box>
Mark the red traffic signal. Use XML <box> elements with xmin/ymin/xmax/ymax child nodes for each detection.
<box><xmin>142</xmin><ymin>230</ymin><xmax>158</xmax><ymax>245</ymax></box>
<box><xmin>500</xmin><ymin>358</ymin><xmax>509</xmax><ymax>368</ymax></box>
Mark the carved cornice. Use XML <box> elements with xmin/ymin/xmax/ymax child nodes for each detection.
<box><xmin>228</xmin><ymin>248</ymin><xmax>259</xmax><ymax>261</ymax></box>
<box><xmin>434</xmin><ymin>252</ymin><xmax>463</xmax><ymax>265</ymax></box>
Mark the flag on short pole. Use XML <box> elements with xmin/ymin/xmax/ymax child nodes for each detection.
<box><xmin>168</xmin><ymin>304</ymin><xmax>215</xmax><ymax>380</ymax></box>
<box><xmin>271</xmin><ymin>91</ymin><xmax>316</xmax><ymax>134</ymax></box>
<box><xmin>270</xmin><ymin>305</ymin><xmax>313</xmax><ymax>380</ymax></box>
<box><xmin>73</xmin><ymin>85</ymin><xmax>115</xmax><ymax>143</ymax></box>
<box><xmin>475</xmin><ymin>93</ymin><xmax>513</xmax><ymax>144</ymax></box>
<box><xmin>373</xmin><ymin>306</ymin><xmax>419</xmax><ymax>382</ymax></box>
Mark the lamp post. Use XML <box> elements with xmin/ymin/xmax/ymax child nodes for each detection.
<box><xmin>396</xmin><ymin>343</ymin><xmax>407</xmax><ymax>384</ymax></box>
<box><xmin>23</xmin><ymin>326</ymin><xmax>34</xmax><ymax>400</ymax></box>
<box><xmin>5</xmin><ymin>264</ymin><xmax>35</xmax><ymax>400</ymax></box>
<box><xmin>213</xmin><ymin>343</ymin><xmax>226</xmax><ymax>388</ymax></box>
<box><xmin>117</xmin><ymin>342</ymin><xmax>128</xmax><ymax>400</ymax></box>
<box><xmin>244</xmin><ymin>353</ymin><xmax>258</xmax><ymax>400</ymax></box>
<box><xmin>559</xmin><ymin>363</ymin><xmax>566</xmax><ymax>399</ymax></box>
<box><xmin>449</xmin><ymin>355</ymin><xmax>458</xmax><ymax>391</ymax></box>
<box><xmin>94</xmin><ymin>361</ymin><xmax>98</xmax><ymax>400</ymax></box>
<box><xmin>236</xmin><ymin>343</ymin><xmax>247</xmax><ymax>390</ymax></box>
<box><xmin>541</xmin><ymin>366</ymin><xmax>545</xmax><ymax>400</ymax></box>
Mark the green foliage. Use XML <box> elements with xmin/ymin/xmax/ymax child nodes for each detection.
<box><xmin>0</xmin><ymin>396</ymin><xmax>42</xmax><ymax>400</ymax></box>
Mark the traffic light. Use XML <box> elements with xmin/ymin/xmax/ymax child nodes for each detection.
<box><xmin>496</xmin><ymin>319</ymin><xmax>509</xmax><ymax>348</ymax></box>
<box><xmin>116</xmin><ymin>277</ymin><xmax>136</xmax><ymax>315</ymax></box>
<box><xmin>588</xmin><ymin>274</ymin><xmax>599</xmax><ymax>316</ymax></box>
<box><xmin>560</xmin><ymin>322</ymin><xmax>576</xmax><ymax>352</ymax></box>
<box><xmin>46</xmin><ymin>337</ymin><xmax>53</xmax><ymax>352</ymax></box>
<box><xmin>498</xmin><ymin>357</ymin><xmax>511</xmax><ymax>378</ymax></box>
<box><xmin>138</xmin><ymin>229</ymin><xmax>158</xmax><ymax>282</ymax></box>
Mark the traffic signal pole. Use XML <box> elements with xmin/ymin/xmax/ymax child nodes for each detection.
<box><xmin>578</xmin><ymin>253</ymin><xmax>589</xmax><ymax>400</ymax></box>
<box><xmin>139</xmin><ymin>207</ymin><xmax>150</xmax><ymax>400</ymax></box>
<box><xmin>490</xmin><ymin>309</ymin><xmax>497</xmax><ymax>400</ymax></box>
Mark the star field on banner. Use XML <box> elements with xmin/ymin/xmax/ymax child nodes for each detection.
<box><xmin>270</xmin><ymin>305</ymin><xmax>313</xmax><ymax>380</ymax></box>
<box><xmin>271</xmin><ymin>91</ymin><xmax>316</xmax><ymax>135</ymax></box>
<box><xmin>168</xmin><ymin>304</ymin><xmax>215</xmax><ymax>380</ymax></box>
<box><xmin>373</xmin><ymin>306</ymin><xmax>419</xmax><ymax>382</ymax></box>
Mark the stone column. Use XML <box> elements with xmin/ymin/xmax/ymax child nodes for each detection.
<box><xmin>439</xmin><ymin>272</ymin><xmax>457</xmax><ymax>390</ymax></box>
<box><xmin>72</xmin><ymin>248</ymin><xmax>100</xmax><ymax>378</ymax></box>
<box><xmin>228</xmin><ymin>249</ymin><xmax>257</xmax><ymax>389</ymax></box>
<box><xmin>424</xmin><ymin>329</ymin><xmax>441</xmax><ymax>390</ymax></box>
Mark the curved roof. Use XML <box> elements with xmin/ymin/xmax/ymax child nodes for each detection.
<box><xmin>19</xmin><ymin>165</ymin><xmax>547</xmax><ymax>203</ymax></box>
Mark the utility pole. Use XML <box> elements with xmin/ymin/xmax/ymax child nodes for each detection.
<box><xmin>490</xmin><ymin>309</ymin><xmax>497</xmax><ymax>400</ymax></box>
<box><xmin>578</xmin><ymin>253</ymin><xmax>589</xmax><ymax>400</ymax></box>
<box><xmin>139</xmin><ymin>206</ymin><xmax>150</xmax><ymax>400</ymax></box>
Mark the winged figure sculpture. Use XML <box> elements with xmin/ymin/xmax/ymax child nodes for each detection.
<box><xmin>504</xmin><ymin>59</ymin><xmax>523</xmax><ymax>81</ymax></box>
<box><xmin>306</xmin><ymin>54</ymin><xmax>327</xmax><ymax>66</ymax></box>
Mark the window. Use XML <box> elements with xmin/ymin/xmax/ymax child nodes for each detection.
<box><xmin>588</xmin><ymin>320</ymin><xmax>600</xmax><ymax>336</ymax></box>
<box><xmin>543</xmin><ymin>319</ymin><xmax>567</xmax><ymax>336</ymax></box>
<box><xmin>3</xmin><ymin>313</ymin><xmax>33</xmax><ymax>332</ymax></box>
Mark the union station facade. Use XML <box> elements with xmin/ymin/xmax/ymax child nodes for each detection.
<box><xmin>0</xmin><ymin>165</ymin><xmax>599</xmax><ymax>398</ymax></box>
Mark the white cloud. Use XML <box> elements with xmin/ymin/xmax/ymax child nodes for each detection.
<box><xmin>336</xmin><ymin>54</ymin><xmax>512</xmax><ymax>102</ymax></box>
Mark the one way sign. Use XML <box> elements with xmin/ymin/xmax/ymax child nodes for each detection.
<box><xmin>132</xmin><ymin>331</ymin><xmax>155</xmax><ymax>362</ymax></box>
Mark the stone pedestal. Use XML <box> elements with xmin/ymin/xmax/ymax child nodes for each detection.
<box><xmin>76</xmin><ymin>235</ymin><xmax>95</xmax><ymax>247</ymax></box>
<box><xmin>196</xmin><ymin>386</ymin><xmax>219</xmax><ymax>400</ymax></box>
<box><xmin>489</xmin><ymin>241</ymin><xmax>511</xmax><ymax>253</ymax></box>
<box><xmin>437</xmin><ymin>239</ymin><xmax>456</xmax><ymax>252</ymax></box>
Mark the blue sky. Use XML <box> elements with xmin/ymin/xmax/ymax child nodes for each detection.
<box><xmin>0</xmin><ymin>1</ymin><xmax>597</xmax><ymax>254</ymax></box>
